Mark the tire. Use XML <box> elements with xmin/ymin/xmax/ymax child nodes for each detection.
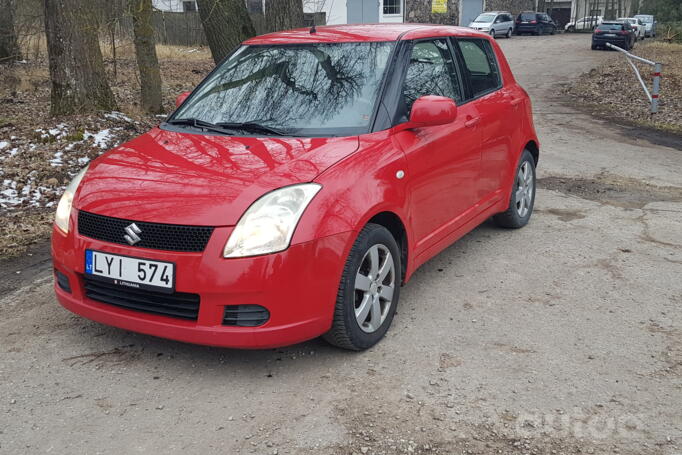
<box><xmin>567</xmin><ymin>25</ymin><xmax>575</xmax><ymax>32</ymax></box>
<box><xmin>550</xmin><ymin>26</ymin><xmax>555</xmax><ymax>35</ymax></box>
<box><xmin>323</xmin><ymin>223</ymin><xmax>401</xmax><ymax>351</ymax></box>
<box><xmin>493</xmin><ymin>150</ymin><xmax>536</xmax><ymax>229</ymax></box>
<box><xmin>591</xmin><ymin>43</ymin><xmax>597</xmax><ymax>50</ymax></box>
<box><xmin>506</xmin><ymin>28</ymin><xmax>513</xmax><ymax>38</ymax></box>
<box><xmin>490</xmin><ymin>29</ymin><xmax>496</xmax><ymax>38</ymax></box>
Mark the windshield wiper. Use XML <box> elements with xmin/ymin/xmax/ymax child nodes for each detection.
<box><xmin>216</xmin><ymin>122</ymin><xmax>290</xmax><ymax>136</ymax></box>
<box><xmin>166</xmin><ymin>118</ymin><xmax>232</xmax><ymax>135</ymax></box>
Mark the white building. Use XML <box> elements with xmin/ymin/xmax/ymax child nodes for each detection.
<box><xmin>152</xmin><ymin>0</ymin><xmax>198</xmax><ymax>12</ymax></box>
<box><xmin>304</xmin><ymin>0</ymin><xmax>405</xmax><ymax>25</ymax></box>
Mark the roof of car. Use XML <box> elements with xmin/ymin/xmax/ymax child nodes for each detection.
<box><xmin>244</xmin><ymin>24</ymin><xmax>487</xmax><ymax>45</ymax></box>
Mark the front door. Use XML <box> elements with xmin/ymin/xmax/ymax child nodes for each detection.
<box><xmin>347</xmin><ymin>0</ymin><xmax>380</xmax><ymax>24</ymax></box>
<box><xmin>393</xmin><ymin>39</ymin><xmax>481</xmax><ymax>253</ymax></box>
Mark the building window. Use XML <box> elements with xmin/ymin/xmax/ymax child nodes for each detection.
<box><xmin>183</xmin><ymin>1</ymin><xmax>197</xmax><ymax>12</ymax></box>
<box><xmin>383</xmin><ymin>0</ymin><xmax>401</xmax><ymax>15</ymax></box>
<box><xmin>247</xmin><ymin>0</ymin><xmax>263</xmax><ymax>13</ymax></box>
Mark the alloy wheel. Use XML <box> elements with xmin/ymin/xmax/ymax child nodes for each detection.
<box><xmin>354</xmin><ymin>244</ymin><xmax>395</xmax><ymax>333</ymax></box>
<box><xmin>515</xmin><ymin>161</ymin><xmax>534</xmax><ymax>218</ymax></box>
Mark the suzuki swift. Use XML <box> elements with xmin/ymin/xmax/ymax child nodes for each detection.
<box><xmin>52</xmin><ymin>24</ymin><xmax>539</xmax><ymax>350</ymax></box>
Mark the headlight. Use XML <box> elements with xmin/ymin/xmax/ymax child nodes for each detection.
<box><xmin>55</xmin><ymin>165</ymin><xmax>89</xmax><ymax>234</ymax></box>
<box><xmin>223</xmin><ymin>183</ymin><xmax>322</xmax><ymax>258</ymax></box>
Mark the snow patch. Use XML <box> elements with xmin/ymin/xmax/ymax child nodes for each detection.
<box><xmin>104</xmin><ymin>111</ymin><xmax>134</xmax><ymax>123</ymax></box>
<box><xmin>0</xmin><ymin>141</ymin><xmax>8</xmax><ymax>150</ymax></box>
<box><xmin>84</xmin><ymin>129</ymin><xmax>113</xmax><ymax>148</ymax></box>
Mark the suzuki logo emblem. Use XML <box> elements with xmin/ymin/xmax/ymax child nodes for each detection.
<box><xmin>124</xmin><ymin>223</ymin><xmax>142</xmax><ymax>246</ymax></box>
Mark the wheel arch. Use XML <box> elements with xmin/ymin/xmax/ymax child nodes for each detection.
<box><xmin>366</xmin><ymin>211</ymin><xmax>409</xmax><ymax>284</ymax></box>
<box><xmin>525</xmin><ymin>140</ymin><xmax>539</xmax><ymax>167</ymax></box>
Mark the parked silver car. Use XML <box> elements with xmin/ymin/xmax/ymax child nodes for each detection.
<box><xmin>468</xmin><ymin>11</ymin><xmax>515</xmax><ymax>38</ymax></box>
<box><xmin>634</xmin><ymin>14</ymin><xmax>656</xmax><ymax>37</ymax></box>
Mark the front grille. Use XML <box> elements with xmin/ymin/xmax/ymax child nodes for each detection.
<box><xmin>83</xmin><ymin>276</ymin><xmax>200</xmax><ymax>320</ymax></box>
<box><xmin>78</xmin><ymin>211</ymin><xmax>214</xmax><ymax>252</ymax></box>
<box><xmin>223</xmin><ymin>305</ymin><xmax>270</xmax><ymax>327</ymax></box>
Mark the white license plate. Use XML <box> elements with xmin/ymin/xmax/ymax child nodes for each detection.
<box><xmin>604</xmin><ymin>33</ymin><xmax>616</xmax><ymax>37</ymax></box>
<box><xmin>85</xmin><ymin>250</ymin><xmax>174</xmax><ymax>293</ymax></box>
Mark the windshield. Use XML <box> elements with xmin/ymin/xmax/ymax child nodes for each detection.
<box><xmin>473</xmin><ymin>13</ymin><xmax>496</xmax><ymax>22</ymax></box>
<box><xmin>170</xmin><ymin>42</ymin><xmax>395</xmax><ymax>136</ymax></box>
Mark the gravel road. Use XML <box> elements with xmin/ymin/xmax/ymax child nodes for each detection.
<box><xmin>1</xmin><ymin>33</ymin><xmax>680</xmax><ymax>454</ymax></box>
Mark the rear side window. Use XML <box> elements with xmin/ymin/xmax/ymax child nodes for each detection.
<box><xmin>402</xmin><ymin>39</ymin><xmax>463</xmax><ymax>112</ymax></box>
<box><xmin>456</xmin><ymin>39</ymin><xmax>502</xmax><ymax>98</ymax></box>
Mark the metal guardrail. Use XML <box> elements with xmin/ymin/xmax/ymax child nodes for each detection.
<box><xmin>606</xmin><ymin>42</ymin><xmax>662</xmax><ymax>114</ymax></box>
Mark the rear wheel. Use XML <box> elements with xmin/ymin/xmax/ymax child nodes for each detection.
<box><xmin>490</xmin><ymin>29</ymin><xmax>496</xmax><ymax>38</ymax></box>
<box><xmin>323</xmin><ymin>223</ymin><xmax>401</xmax><ymax>351</ymax></box>
<box><xmin>493</xmin><ymin>150</ymin><xmax>536</xmax><ymax>229</ymax></box>
<box><xmin>506</xmin><ymin>28</ymin><xmax>513</xmax><ymax>38</ymax></box>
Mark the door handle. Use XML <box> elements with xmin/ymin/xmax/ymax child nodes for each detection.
<box><xmin>464</xmin><ymin>117</ymin><xmax>480</xmax><ymax>128</ymax></box>
<box><xmin>511</xmin><ymin>98</ymin><xmax>523</xmax><ymax>106</ymax></box>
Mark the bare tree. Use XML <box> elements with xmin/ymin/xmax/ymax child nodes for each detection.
<box><xmin>129</xmin><ymin>0</ymin><xmax>163</xmax><ymax>113</ymax></box>
<box><xmin>196</xmin><ymin>0</ymin><xmax>256</xmax><ymax>64</ymax></box>
<box><xmin>265</xmin><ymin>0</ymin><xmax>305</xmax><ymax>33</ymax></box>
<box><xmin>0</xmin><ymin>0</ymin><xmax>21</xmax><ymax>63</ymax></box>
<box><xmin>44</xmin><ymin>0</ymin><xmax>117</xmax><ymax>115</ymax></box>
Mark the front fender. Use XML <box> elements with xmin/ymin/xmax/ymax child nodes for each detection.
<box><xmin>291</xmin><ymin>130</ymin><xmax>410</xmax><ymax>247</ymax></box>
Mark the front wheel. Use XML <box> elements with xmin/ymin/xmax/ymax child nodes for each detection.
<box><xmin>493</xmin><ymin>150</ymin><xmax>536</xmax><ymax>228</ymax></box>
<box><xmin>567</xmin><ymin>25</ymin><xmax>575</xmax><ymax>32</ymax></box>
<box><xmin>323</xmin><ymin>223</ymin><xmax>401</xmax><ymax>350</ymax></box>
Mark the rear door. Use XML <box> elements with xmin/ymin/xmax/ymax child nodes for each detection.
<box><xmin>393</xmin><ymin>38</ymin><xmax>481</xmax><ymax>251</ymax></box>
<box><xmin>454</xmin><ymin>37</ymin><xmax>516</xmax><ymax>201</ymax></box>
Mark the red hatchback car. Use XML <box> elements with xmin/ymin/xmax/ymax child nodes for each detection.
<box><xmin>52</xmin><ymin>24</ymin><xmax>539</xmax><ymax>350</ymax></box>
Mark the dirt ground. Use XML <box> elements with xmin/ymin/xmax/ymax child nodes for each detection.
<box><xmin>0</xmin><ymin>33</ymin><xmax>681</xmax><ymax>454</ymax></box>
<box><xmin>565</xmin><ymin>41</ymin><xmax>682</xmax><ymax>134</ymax></box>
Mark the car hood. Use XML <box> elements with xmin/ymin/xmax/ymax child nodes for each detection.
<box><xmin>75</xmin><ymin>128</ymin><xmax>359</xmax><ymax>226</ymax></box>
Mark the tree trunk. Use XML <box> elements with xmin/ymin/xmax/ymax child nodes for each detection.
<box><xmin>44</xmin><ymin>0</ymin><xmax>117</xmax><ymax>115</ymax></box>
<box><xmin>265</xmin><ymin>0</ymin><xmax>305</xmax><ymax>33</ymax></box>
<box><xmin>196</xmin><ymin>0</ymin><xmax>256</xmax><ymax>64</ymax></box>
<box><xmin>129</xmin><ymin>0</ymin><xmax>163</xmax><ymax>114</ymax></box>
<box><xmin>0</xmin><ymin>0</ymin><xmax>21</xmax><ymax>63</ymax></box>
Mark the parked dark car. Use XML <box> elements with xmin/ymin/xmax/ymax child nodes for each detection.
<box><xmin>515</xmin><ymin>12</ymin><xmax>557</xmax><ymax>35</ymax></box>
<box><xmin>591</xmin><ymin>21</ymin><xmax>636</xmax><ymax>51</ymax></box>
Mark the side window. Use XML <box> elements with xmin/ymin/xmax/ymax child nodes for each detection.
<box><xmin>456</xmin><ymin>39</ymin><xmax>502</xmax><ymax>98</ymax></box>
<box><xmin>402</xmin><ymin>39</ymin><xmax>462</xmax><ymax>113</ymax></box>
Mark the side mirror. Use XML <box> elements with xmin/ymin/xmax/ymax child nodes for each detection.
<box><xmin>175</xmin><ymin>91</ymin><xmax>191</xmax><ymax>108</ymax></box>
<box><xmin>399</xmin><ymin>95</ymin><xmax>457</xmax><ymax>130</ymax></box>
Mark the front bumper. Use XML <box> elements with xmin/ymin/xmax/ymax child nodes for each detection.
<box><xmin>52</xmin><ymin>220</ymin><xmax>353</xmax><ymax>349</ymax></box>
